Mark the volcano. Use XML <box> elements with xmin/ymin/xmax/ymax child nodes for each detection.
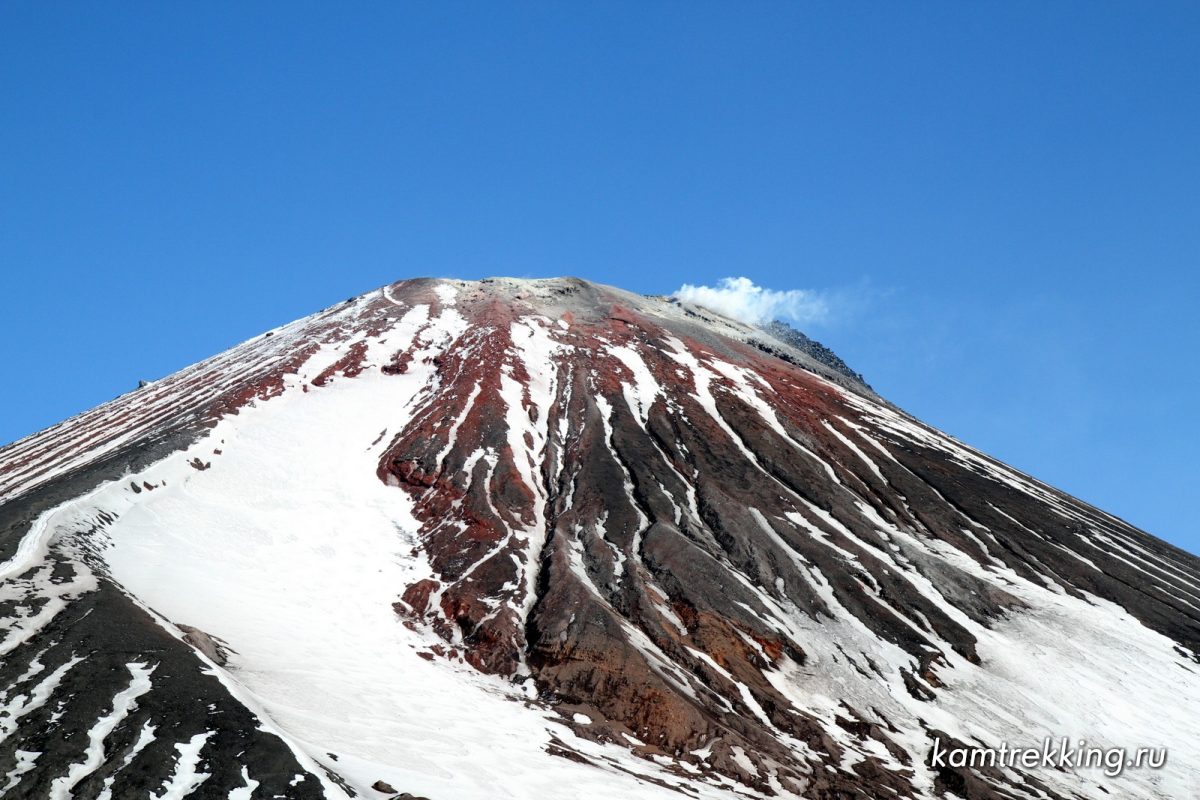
<box><xmin>0</xmin><ymin>277</ymin><xmax>1196</xmax><ymax>799</ymax></box>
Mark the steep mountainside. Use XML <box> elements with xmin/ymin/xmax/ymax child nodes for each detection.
<box><xmin>1</xmin><ymin>277</ymin><xmax>1197</xmax><ymax>799</ymax></box>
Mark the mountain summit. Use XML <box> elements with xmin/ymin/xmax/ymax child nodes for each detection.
<box><xmin>1</xmin><ymin>277</ymin><xmax>1196</xmax><ymax>799</ymax></box>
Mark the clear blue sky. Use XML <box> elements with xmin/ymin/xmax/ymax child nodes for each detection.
<box><xmin>2</xmin><ymin>4</ymin><xmax>1196</xmax><ymax>552</ymax></box>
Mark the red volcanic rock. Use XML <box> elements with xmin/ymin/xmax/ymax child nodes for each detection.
<box><xmin>398</xmin><ymin>578</ymin><xmax>440</xmax><ymax>617</ymax></box>
<box><xmin>312</xmin><ymin>340</ymin><xmax>370</xmax><ymax>386</ymax></box>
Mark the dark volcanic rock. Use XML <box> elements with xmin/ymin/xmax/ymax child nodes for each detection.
<box><xmin>756</xmin><ymin>319</ymin><xmax>870</xmax><ymax>388</ymax></box>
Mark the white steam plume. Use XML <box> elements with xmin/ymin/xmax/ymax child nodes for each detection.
<box><xmin>672</xmin><ymin>277</ymin><xmax>828</xmax><ymax>325</ymax></box>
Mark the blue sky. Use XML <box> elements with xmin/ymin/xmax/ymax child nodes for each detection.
<box><xmin>1</xmin><ymin>4</ymin><xmax>1197</xmax><ymax>552</ymax></box>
